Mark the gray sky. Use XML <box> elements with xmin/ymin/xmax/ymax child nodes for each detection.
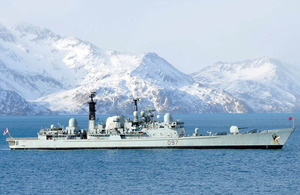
<box><xmin>0</xmin><ymin>0</ymin><xmax>299</xmax><ymax>73</ymax></box>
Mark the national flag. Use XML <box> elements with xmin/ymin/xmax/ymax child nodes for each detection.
<box><xmin>288</xmin><ymin>117</ymin><xmax>294</xmax><ymax>120</ymax></box>
<box><xmin>3</xmin><ymin>128</ymin><xmax>8</xmax><ymax>135</ymax></box>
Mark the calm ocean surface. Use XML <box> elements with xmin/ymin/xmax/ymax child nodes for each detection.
<box><xmin>0</xmin><ymin>113</ymin><xmax>299</xmax><ymax>194</ymax></box>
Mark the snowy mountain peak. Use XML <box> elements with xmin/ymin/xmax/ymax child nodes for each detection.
<box><xmin>15</xmin><ymin>23</ymin><xmax>61</xmax><ymax>41</ymax></box>
<box><xmin>199</xmin><ymin>56</ymin><xmax>279</xmax><ymax>82</ymax></box>
<box><xmin>131</xmin><ymin>52</ymin><xmax>194</xmax><ymax>87</ymax></box>
<box><xmin>193</xmin><ymin>57</ymin><xmax>300</xmax><ymax>113</ymax></box>
<box><xmin>0</xmin><ymin>23</ymin><xmax>15</xmax><ymax>42</ymax></box>
<box><xmin>213</xmin><ymin>56</ymin><xmax>274</xmax><ymax>69</ymax></box>
<box><xmin>255</xmin><ymin>56</ymin><xmax>271</xmax><ymax>64</ymax></box>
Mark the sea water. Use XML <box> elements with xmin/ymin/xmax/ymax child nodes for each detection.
<box><xmin>0</xmin><ymin>114</ymin><xmax>299</xmax><ymax>194</ymax></box>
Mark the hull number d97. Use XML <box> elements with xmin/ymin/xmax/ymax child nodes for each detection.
<box><xmin>167</xmin><ymin>140</ymin><xmax>178</xmax><ymax>146</ymax></box>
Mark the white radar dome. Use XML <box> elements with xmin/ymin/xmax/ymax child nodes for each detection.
<box><xmin>230</xmin><ymin>126</ymin><xmax>239</xmax><ymax>134</ymax></box>
<box><xmin>164</xmin><ymin>113</ymin><xmax>173</xmax><ymax>123</ymax></box>
<box><xmin>69</xmin><ymin>118</ymin><xmax>78</xmax><ymax>128</ymax></box>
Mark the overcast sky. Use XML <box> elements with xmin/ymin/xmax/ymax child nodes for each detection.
<box><xmin>0</xmin><ymin>0</ymin><xmax>299</xmax><ymax>73</ymax></box>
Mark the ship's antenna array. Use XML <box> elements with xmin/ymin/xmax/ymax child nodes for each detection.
<box><xmin>57</xmin><ymin>123</ymin><xmax>62</xmax><ymax>128</ymax></box>
<box><xmin>133</xmin><ymin>98</ymin><xmax>141</xmax><ymax>112</ymax></box>
<box><xmin>145</xmin><ymin>105</ymin><xmax>156</xmax><ymax>113</ymax></box>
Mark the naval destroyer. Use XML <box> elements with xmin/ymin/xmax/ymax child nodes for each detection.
<box><xmin>6</xmin><ymin>92</ymin><xmax>295</xmax><ymax>150</ymax></box>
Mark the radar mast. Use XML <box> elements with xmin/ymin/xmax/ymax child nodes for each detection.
<box><xmin>88</xmin><ymin>92</ymin><xmax>96</xmax><ymax>132</ymax></box>
<box><xmin>133</xmin><ymin>98</ymin><xmax>140</xmax><ymax>125</ymax></box>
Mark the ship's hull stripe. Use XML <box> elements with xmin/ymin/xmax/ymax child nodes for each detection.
<box><xmin>11</xmin><ymin>145</ymin><xmax>283</xmax><ymax>150</ymax></box>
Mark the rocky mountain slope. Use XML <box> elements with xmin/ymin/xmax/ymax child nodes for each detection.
<box><xmin>0</xmin><ymin>89</ymin><xmax>51</xmax><ymax>115</ymax></box>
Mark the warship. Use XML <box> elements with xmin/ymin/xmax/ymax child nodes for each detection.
<box><xmin>6</xmin><ymin>92</ymin><xmax>295</xmax><ymax>150</ymax></box>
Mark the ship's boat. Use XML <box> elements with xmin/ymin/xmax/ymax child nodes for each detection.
<box><xmin>6</xmin><ymin>92</ymin><xmax>295</xmax><ymax>150</ymax></box>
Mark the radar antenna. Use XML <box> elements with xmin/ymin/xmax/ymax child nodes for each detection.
<box><xmin>57</xmin><ymin>123</ymin><xmax>62</xmax><ymax>128</ymax></box>
<box><xmin>145</xmin><ymin>105</ymin><xmax>156</xmax><ymax>122</ymax></box>
<box><xmin>133</xmin><ymin>98</ymin><xmax>141</xmax><ymax>112</ymax></box>
<box><xmin>145</xmin><ymin>105</ymin><xmax>156</xmax><ymax>113</ymax></box>
<box><xmin>90</xmin><ymin>91</ymin><xmax>96</xmax><ymax>102</ymax></box>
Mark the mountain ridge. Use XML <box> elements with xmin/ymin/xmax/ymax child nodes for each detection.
<box><xmin>0</xmin><ymin>23</ymin><xmax>297</xmax><ymax>115</ymax></box>
<box><xmin>192</xmin><ymin>57</ymin><xmax>300</xmax><ymax>112</ymax></box>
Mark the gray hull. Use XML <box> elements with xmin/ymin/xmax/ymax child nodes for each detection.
<box><xmin>7</xmin><ymin>128</ymin><xmax>293</xmax><ymax>150</ymax></box>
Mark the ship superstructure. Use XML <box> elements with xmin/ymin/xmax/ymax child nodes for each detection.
<box><xmin>6</xmin><ymin>92</ymin><xmax>295</xmax><ymax>150</ymax></box>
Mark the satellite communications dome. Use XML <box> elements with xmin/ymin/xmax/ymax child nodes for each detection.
<box><xmin>69</xmin><ymin>118</ymin><xmax>78</xmax><ymax>128</ymax></box>
<box><xmin>164</xmin><ymin>113</ymin><xmax>173</xmax><ymax>123</ymax></box>
<box><xmin>230</xmin><ymin>126</ymin><xmax>239</xmax><ymax>134</ymax></box>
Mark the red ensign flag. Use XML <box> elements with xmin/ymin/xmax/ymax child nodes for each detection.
<box><xmin>3</xmin><ymin>128</ymin><xmax>8</xmax><ymax>135</ymax></box>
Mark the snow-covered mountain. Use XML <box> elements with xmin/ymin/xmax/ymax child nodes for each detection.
<box><xmin>36</xmin><ymin>52</ymin><xmax>250</xmax><ymax>114</ymax></box>
<box><xmin>192</xmin><ymin>57</ymin><xmax>300</xmax><ymax>112</ymax></box>
<box><xmin>0</xmin><ymin>89</ymin><xmax>51</xmax><ymax>115</ymax></box>
<box><xmin>0</xmin><ymin>23</ymin><xmax>250</xmax><ymax>115</ymax></box>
